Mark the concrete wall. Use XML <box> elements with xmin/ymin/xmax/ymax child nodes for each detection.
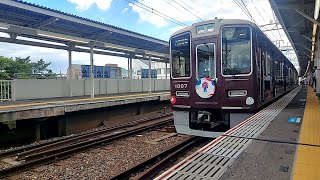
<box><xmin>14</xmin><ymin>79</ymin><xmax>170</xmax><ymax>100</ymax></box>
<box><xmin>15</xmin><ymin>79</ymin><xmax>68</xmax><ymax>100</ymax></box>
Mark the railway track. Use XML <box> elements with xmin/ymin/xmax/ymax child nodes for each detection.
<box><xmin>111</xmin><ymin>136</ymin><xmax>207</xmax><ymax>180</ymax></box>
<box><xmin>0</xmin><ymin>113</ymin><xmax>173</xmax><ymax>178</ymax></box>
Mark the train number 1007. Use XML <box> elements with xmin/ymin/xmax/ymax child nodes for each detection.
<box><xmin>175</xmin><ymin>83</ymin><xmax>188</xmax><ymax>89</ymax></box>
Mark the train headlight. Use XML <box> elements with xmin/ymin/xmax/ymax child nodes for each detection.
<box><xmin>246</xmin><ymin>97</ymin><xmax>254</xmax><ymax>105</ymax></box>
<box><xmin>170</xmin><ymin>96</ymin><xmax>177</xmax><ymax>104</ymax></box>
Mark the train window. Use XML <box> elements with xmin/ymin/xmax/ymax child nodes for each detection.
<box><xmin>280</xmin><ymin>62</ymin><xmax>283</xmax><ymax>78</ymax></box>
<box><xmin>197</xmin><ymin>23</ymin><xmax>215</xmax><ymax>34</ymax></box>
<box><xmin>275</xmin><ymin>61</ymin><xmax>281</xmax><ymax>78</ymax></box>
<box><xmin>170</xmin><ymin>33</ymin><xmax>191</xmax><ymax>78</ymax></box>
<box><xmin>197</xmin><ymin>26</ymin><xmax>205</xmax><ymax>34</ymax></box>
<box><xmin>196</xmin><ymin>43</ymin><xmax>215</xmax><ymax>79</ymax></box>
<box><xmin>207</xmin><ymin>25</ymin><xmax>214</xmax><ymax>32</ymax></box>
<box><xmin>222</xmin><ymin>26</ymin><xmax>251</xmax><ymax>75</ymax></box>
<box><xmin>266</xmin><ymin>52</ymin><xmax>271</xmax><ymax>75</ymax></box>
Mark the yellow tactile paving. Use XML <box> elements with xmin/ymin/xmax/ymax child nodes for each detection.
<box><xmin>293</xmin><ymin>87</ymin><xmax>320</xmax><ymax>180</ymax></box>
<box><xmin>0</xmin><ymin>92</ymin><xmax>169</xmax><ymax>109</ymax></box>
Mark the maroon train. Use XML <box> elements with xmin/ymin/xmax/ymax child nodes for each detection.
<box><xmin>169</xmin><ymin>19</ymin><xmax>298</xmax><ymax>137</ymax></box>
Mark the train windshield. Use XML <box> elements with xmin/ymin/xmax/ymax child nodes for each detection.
<box><xmin>171</xmin><ymin>33</ymin><xmax>191</xmax><ymax>78</ymax></box>
<box><xmin>197</xmin><ymin>43</ymin><xmax>215</xmax><ymax>79</ymax></box>
<box><xmin>222</xmin><ymin>27</ymin><xmax>251</xmax><ymax>75</ymax></box>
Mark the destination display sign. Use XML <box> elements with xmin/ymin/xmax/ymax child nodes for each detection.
<box><xmin>172</xmin><ymin>33</ymin><xmax>190</xmax><ymax>47</ymax></box>
<box><xmin>174</xmin><ymin>38</ymin><xmax>189</xmax><ymax>47</ymax></box>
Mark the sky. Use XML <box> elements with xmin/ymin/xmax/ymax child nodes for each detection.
<box><xmin>0</xmin><ymin>0</ymin><xmax>299</xmax><ymax>73</ymax></box>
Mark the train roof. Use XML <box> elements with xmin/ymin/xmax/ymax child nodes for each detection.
<box><xmin>171</xmin><ymin>19</ymin><xmax>258</xmax><ymax>36</ymax></box>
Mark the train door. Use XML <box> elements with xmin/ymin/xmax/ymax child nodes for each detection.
<box><xmin>284</xmin><ymin>65</ymin><xmax>287</xmax><ymax>92</ymax></box>
<box><xmin>271</xmin><ymin>53</ymin><xmax>276</xmax><ymax>97</ymax></box>
<box><xmin>193</xmin><ymin>38</ymin><xmax>219</xmax><ymax>107</ymax></box>
<box><xmin>256</xmin><ymin>46</ymin><xmax>262</xmax><ymax>103</ymax></box>
<box><xmin>260</xmin><ymin>46</ymin><xmax>265</xmax><ymax>102</ymax></box>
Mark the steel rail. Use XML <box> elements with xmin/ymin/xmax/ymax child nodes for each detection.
<box><xmin>0</xmin><ymin>112</ymin><xmax>172</xmax><ymax>158</ymax></box>
<box><xmin>0</xmin><ymin>116</ymin><xmax>173</xmax><ymax>178</ymax></box>
<box><xmin>110</xmin><ymin>136</ymin><xmax>205</xmax><ymax>180</ymax></box>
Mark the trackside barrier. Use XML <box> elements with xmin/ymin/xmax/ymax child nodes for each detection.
<box><xmin>13</xmin><ymin>79</ymin><xmax>170</xmax><ymax>101</ymax></box>
<box><xmin>0</xmin><ymin>80</ymin><xmax>15</xmax><ymax>101</ymax></box>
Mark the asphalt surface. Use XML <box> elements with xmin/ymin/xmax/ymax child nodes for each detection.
<box><xmin>220</xmin><ymin>86</ymin><xmax>307</xmax><ymax>180</ymax></box>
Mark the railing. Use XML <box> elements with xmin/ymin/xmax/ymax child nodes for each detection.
<box><xmin>0</xmin><ymin>80</ymin><xmax>15</xmax><ymax>101</ymax></box>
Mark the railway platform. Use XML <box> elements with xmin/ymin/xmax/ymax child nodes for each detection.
<box><xmin>0</xmin><ymin>92</ymin><xmax>170</xmax><ymax>122</ymax></box>
<box><xmin>156</xmin><ymin>85</ymin><xmax>320</xmax><ymax>180</ymax></box>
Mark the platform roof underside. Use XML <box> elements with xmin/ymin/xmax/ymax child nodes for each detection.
<box><xmin>270</xmin><ymin>0</ymin><xmax>315</xmax><ymax>75</ymax></box>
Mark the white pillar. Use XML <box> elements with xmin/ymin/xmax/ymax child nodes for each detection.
<box><xmin>90</xmin><ymin>44</ymin><xmax>94</xmax><ymax>98</ymax></box>
<box><xmin>149</xmin><ymin>56</ymin><xmax>152</xmax><ymax>93</ymax></box>
<box><xmin>165</xmin><ymin>62</ymin><xmax>168</xmax><ymax>80</ymax></box>
<box><xmin>68</xmin><ymin>49</ymin><xmax>72</xmax><ymax>97</ymax></box>
<box><xmin>127</xmin><ymin>57</ymin><xmax>130</xmax><ymax>79</ymax></box>
<box><xmin>130</xmin><ymin>57</ymin><xmax>133</xmax><ymax>79</ymax></box>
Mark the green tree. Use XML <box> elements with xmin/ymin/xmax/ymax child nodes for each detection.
<box><xmin>0</xmin><ymin>56</ymin><xmax>53</xmax><ymax>80</ymax></box>
<box><xmin>0</xmin><ymin>56</ymin><xmax>13</xmax><ymax>80</ymax></box>
<box><xmin>31</xmin><ymin>59</ymin><xmax>52</xmax><ymax>74</ymax></box>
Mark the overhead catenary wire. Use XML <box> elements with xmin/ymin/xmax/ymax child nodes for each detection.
<box><xmin>124</xmin><ymin>0</ymin><xmax>188</xmax><ymax>27</ymax></box>
<box><xmin>249</xmin><ymin>0</ymin><xmax>279</xmax><ymax>42</ymax></box>
<box><xmin>177</xmin><ymin>0</ymin><xmax>207</xmax><ymax>21</ymax></box>
<box><xmin>239</xmin><ymin>0</ymin><xmax>257</xmax><ymax>24</ymax></box>
<box><xmin>171</xmin><ymin>0</ymin><xmax>205</xmax><ymax>21</ymax></box>
<box><xmin>161</xmin><ymin>0</ymin><xmax>185</xmax><ymax>14</ymax></box>
<box><xmin>232</xmin><ymin>0</ymin><xmax>256</xmax><ymax>24</ymax></box>
<box><xmin>255</xmin><ymin>0</ymin><xmax>282</xmax><ymax>41</ymax></box>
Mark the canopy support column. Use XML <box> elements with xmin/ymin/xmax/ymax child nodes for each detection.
<box><xmin>90</xmin><ymin>43</ymin><xmax>94</xmax><ymax>98</ymax></box>
<box><xmin>130</xmin><ymin>57</ymin><xmax>133</xmax><ymax>79</ymax></box>
<box><xmin>149</xmin><ymin>56</ymin><xmax>152</xmax><ymax>93</ymax></box>
<box><xmin>127</xmin><ymin>57</ymin><xmax>131</xmax><ymax>79</ymax></box>
<box><xmin>67</xmin><ymin>44</ymin><xmax>73</xmax><ymax>97</ymax></box>
<box><xmin>165</xmin><ymin>62</ymin><xmax>168</xmax><ymax>80</ymax></box>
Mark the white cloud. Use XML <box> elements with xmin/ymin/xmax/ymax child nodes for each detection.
<box><xmin>67</xmin><ymin>0</ymin><xmax>113</xmax><ymax>11</ymax></box>
<box><xmin>121</xmin><ymin>7</ymin><xmax>128</xmax><ymax>14</ymax></box>
<box><xmin>129</xmin><ymin>0</ymin><xmax>247</xmax><ymax>28</ymax></box>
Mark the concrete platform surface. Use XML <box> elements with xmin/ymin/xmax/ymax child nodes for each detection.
<box><xmin>0</xmin><ymin>92</ymin><xmax>170</xmax><ymax>122</ymax></box>
<box><xmin>220</xmin><ymin>86</ymin><xmax>306</xmax><ymax>180</ymax></box>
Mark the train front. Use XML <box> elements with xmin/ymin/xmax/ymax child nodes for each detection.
<box><xmin>170</xmin><ymin>20</ymin><xmax>256</xmax><ymax>138</ymax></box>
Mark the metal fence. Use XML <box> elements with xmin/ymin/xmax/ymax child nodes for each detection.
<box><xmin>0</xmin><ymin>80</ymin><xmax>15</xmax><ymax>101</ymax></box>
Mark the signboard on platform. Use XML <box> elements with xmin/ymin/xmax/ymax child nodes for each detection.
<box><xmin>141</xmin><ymin>69</ymin><xmax>149</xmax><ymax>78</ymax></box>
<box><xmin>81</xmin><ymin>65</ymin><xmax>121</xmax><ymax>79</ymax></box>
<box><xmin>81</xmin><ymin>65</ymin><xmax>90</xmax><ymax>78</ymax></box>
<box><xmin>141</xmin><ymin>69</ymin><xmax>157</xmax><ymax>78</ymax></box>
<box><xmin>151</xmin><ymin>69</ymin><xmax>157</xmax><ymax>78</ymax></box>
<box><xmin>104</xmin><ymin>66</ymin><xmax>110</xmax><ymax>78</ymax></box>
<box><xmin>95</xmin><ymin>66</ymin><xmax>103</xmax><ymax>78</ymax></box>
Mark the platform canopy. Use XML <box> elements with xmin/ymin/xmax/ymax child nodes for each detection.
<box><xmin>0</xmin><ymin>0</ymin><xmax>169</xmax><ymax>62</ymax></box>
<box><xmin>270</xmin><ymin>0</ymin><xmax>317</xmax><ymax>75</ymax></box>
